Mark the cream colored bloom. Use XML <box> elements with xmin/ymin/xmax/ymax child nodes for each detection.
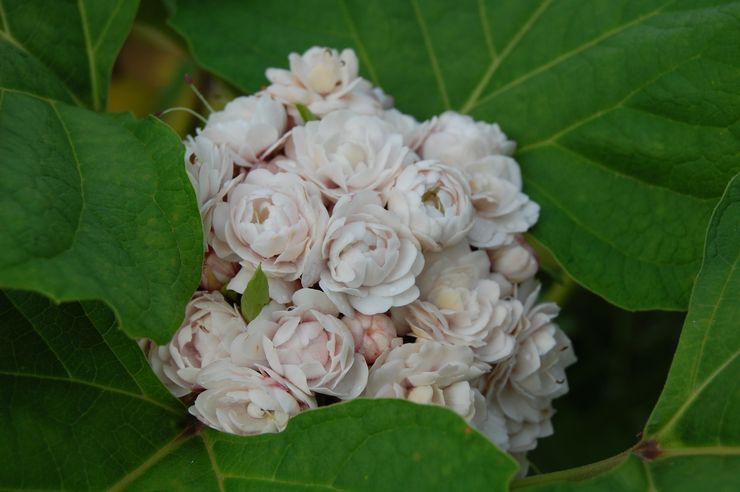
<box><xmin>385</xmin><ymin>161</ymin><xmax>474</xmax><ymax>251</ymax></box>
<box><xmin>421</xmin><ymin>111</ymin><xmax>516</xmax><ymax>164</ymax></box>
<box><xmin>410</xmin><ymin>242</ymin><xmax>521</xmax><ymax>363</ymax></box>
<box><xmin>200</xmin><ymin>94</ymin><xmax>287</xmax><ymax>167</ymax></box>
<box><xmin>190</xmin><ymin>360</ymin><xmax>315</xmax><ymax>435</ymax></box>
<box><xmin>364</xmin><ymin>341</ymin><xmax>488</xmax><ymax>425</ymax></box>
<box><xmin>344</xmin><ymin>313</ymin><xmax>402</xmax><ymax>364</ymax></box>
<box><xmin>488</xmin><ymin>238</ymin><xmax>538</xmax><ymax>283</ymax></box>
<box><xmin>279</xmin><ymin>111</ymin><xmax>409</xmax><ymax>201</ymax></box>
<box><xmin>382</xmin><ymin>109</ymin><xmax>436</xmax><ymax>151</ymax></box>
<box><xmin>465</xmin><ymin>156</ymin><xmax>539</xmax><ymax>248</ymax></box>
<box><xmin>200</xmin><ymin>248</ymin><xmax>240</xmax><ymax>291</ymax></box>
<box><xmin>184</xmin><ymin>135</ymin><xmax>242</xmax><ymax>248</ymax></box>
<box><xmin>319</xmin><ymin>191</ymin><xmax>424</xmax><ymax>315</ymax></box>
<box><xmin>144</xmin><ymin>292</ymin><xmax>246</xmax><ymax>397</ymax></box>
<box><xmin>211</xmin><ymin>169</ymin><xmax>328</xmax><ymax>285</ymax></box>
<box><xmin>479</xmin><ymin>282</ymin><xmax>576</xmax><ymax>454</ymax></box>
<box><xmin>265</xmin><ymin>47</ymin><xmax>382</xmax><ymax>118</ymax></box>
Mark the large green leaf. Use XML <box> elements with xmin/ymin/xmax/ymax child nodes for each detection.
<box><xmin>169</xmin><ymin>0</ymin><xmax>740</xmax><ymax>310</ymax></box>
<box><xmin>514</xmin><ymin>174</ymin><xmax>740</xmax><ymax>490</ymax></box>
<box><xmin>0</xmin><ymin>0</ymin><xmax>139</xmax><ymax>110</ymax></box>
<box><xmin>0</xmin><ymin>90</ymin><xmax>202</xmax><ymax>342</ymax></box>
<box><xmin>644</xmin><ymin>172</ymin><xmax>740</xmax><ymax>447</ymax></box>
<box><xmin>0</xmin><ymin>290</ymin><xmax>517</xmax><ymax>490</ymax></box>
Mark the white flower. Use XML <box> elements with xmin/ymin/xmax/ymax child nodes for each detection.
<box><xmin>344</xmin><ymin>313</ymin><xmax>402</xmax><ymax>364</ymax></box>
<box><xmin>265</xmin><ymin>47</ymin><xmax>382</xmax><ymax>118</ymax></box>
<box><xmin>382</xmin><ymin>109</ymin><xmax>435</xmax><ymax>151</ymax></box>
<box><xmin>479</xmin><ymin>282</ymin><xmax>576</xmax><ymax>453</ymax></box>
<box><xmin>319</xmin><ymin>191</ymin><xmax>424</xmax><ymax>315</ymax></box>
<box><xmin>409</xmin><ymin>242</ymin><xmax>521</xmax><ymax>363</ymax></box>
<box><xmin>421</xmin><ymin>111</ymin><xmax>516</xmax><ymax>164</ymax></box>
<box><xmin>189</xmin><ymin>360</ymin><xmax>315</xmax><ymax>435</ymax></box>
<box><xmin>211</xmin><ymin>169</ymin><xmax>328</xmax><ymax>285</ymax></box>
<box><xmin>200</xmin><ymin>95</ymin><xmax>287</xmax><ymax>167</ymax></box>
<box><xmin>279</xmin><ymin>111</ymin><xmax>409</xmax><ymax>201</ymax></box>
<box><xmin>364</xmin><ymin>341</ymin><xmax>488</xmax><ymax>425</ymax></box>
<box><xmin>144</xmin><ymin>292</ymin><xmax>246</xmax><ymax>397</ymax></box>
<box><xmin>230</xmin><ymin>289</ymin><xmax>369</xmax><ymax>399</ymax></box>
<box><xmin>385</xmin><ymin>160</ymin><xmax>474</xmax><ymax>251</ymax></box>
<box><xmin>488</xmin><ymin>238</ymin><xmax>538</xmax><ymax>283</ymax></box>
<box><xmin>200</xmin><ymin>247</ymin><xmax>240</xmax><ymax>291</ymax></box>
<box><xmin>465</xmin><ymin>156</ymin><xmax>539</xmax><ymax>248</ymax></box>
<box><xmin>184</xmin><ymin>135</ymin><xmax>241</xmax><ymax>248</ymax></box>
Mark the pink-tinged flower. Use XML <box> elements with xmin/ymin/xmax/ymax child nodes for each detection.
<box><xmin>200</xmin><ymin>94</ymin><xmax>287</xmax><ymax>167</ymax></box>
<box><xmin>406</xmin><ymin>242</ymin><xmax>522</xmax><ymax>363</ymax></box>
<box><xmin>364</xmin><ymin>340</ymin><xmax>489</xmax><ymax>425</ymax></box>
<box><xmin>479</xmin><ymin>281</ymin><xmax>576</xmax><ymax>454</ymax></box>
<box><xmin>211</xmin><ymin>169</ymin><xmax>328</xmax><ymax>286</ymax></box>
<box><xmin>278</xmin><ymin>111</ymin><xmax>409</xmax><ymax>201</ymax></box>
<box><xmin>230</xmin><ymin>289</ymin><xmax>368</xmax><ymax>399</ymax></box>
<box><xmin>464</xmin><ymin>156</ymin><xmax>539</xmax><ymax>248</ymax></box>
<box><xmin>200</xmin><ymin>247</ymin><xmax>240</xmax><ymax>291</ymax></box>
<box><xmin>189</xmin><ymin>360</ymin><xmax>315</xmax><ymax>435</ymax></box>
<box><xmin>319</xmin><ymin>191</ymin><xmax>425</xmax><ymax>316</ymax></box>
<box><xmin>264</xmin><ymin>47</ymin><xmax>383</xmax><ymax>119</ymax></box>
<box><xmin>344</xmin><ymin>313</ymin><xmax>402</xmax><ymax>364</ymax></box>
<box><xmin>184</xmin><ymin>135</ymin><xmax>242</xmax><ymax>249</ymax></box>
<box><xmin>421</xmin><ymin>111</ymin><xmax>516</xmax><ymax>164</ymax></box>
<box><xmin>143</xmin><ymin>292</ymin><xmax>246</xmax><ymax>397</ymax></box>
<box><xmin>488</xmin><ymin>238</ymin><xmax>539</xmax><ymax>283</ymax></box>
<box><xmin>384</xmin><ymin>160</ymin><xmax>474</xmax><ymax>251</ymax></box>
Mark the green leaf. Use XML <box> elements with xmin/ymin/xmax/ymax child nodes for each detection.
<box><xmin>0</xmin><ymin>289</ymin><xmax>517</xmax><ymax>490</ymax></box>
<box><xmin>0</xmin><ymin>90</ymin><xmax>202</xmax><ymax>343</ymax></box>
<box><xmin>514</xmin><ymin>174</ymin><xmax>740</xmax><ymax>490</ymax></box>
<box><xmin>645</xmin><ymin>172</ymin><xmax>740</xmax><ymax>447</ymax></box>
<box><xmin>0</xmin><ymin>0</ymin><xmax>139</xmax><ymax>110</ymax></box>
<box><xmin>169</xmin><ymin>0</ymin><xmax>740</xmax><ymax>310</ymax></box>
<box><xmin>240</xmin><ymin>264</ymin><xmax>270</xmax><ymax>322</ymax></box>
<box><xmin>296</xmin><ymin>102</ymin><xmax>319</xmax><ymax>121</ymax></box>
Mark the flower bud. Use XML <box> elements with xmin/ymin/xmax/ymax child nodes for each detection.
<box><xmin>344</xmin><ymin>313</ymin><xmax>401</xmax><ymax>364</ymax></box>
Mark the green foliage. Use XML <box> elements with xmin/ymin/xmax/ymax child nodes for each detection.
<box><xmin>170</xmin><ymin>0</ymin><xmax>740</xmax><ymax>311</ymax></box>
<box><xmin>0</xmin><ymin>0</ymin><xmax>202</xmax><ymax>343</ymax></box>
<box><xmin>296</xmin><ymin>102</ymin><xmax>320</xmax><ymax>121</ymax></box>
<box><xmin>516</xmin><ymin>174</ymin><xmax>740</xmax><ymax>490</ymax></box>
<box><xmin>1</xmin><ymin>0</ymin><xmax>739</xmax><ymax>490</ymax></box>
<box><xmin>240</xmin><ymin>264</ymin><xmax>270</xmax><ymax>322</ymax></box>
<box><xmin>0</xmin><ymin>0</ymin><xmax>139</xmax><ymax>110</ymax></box>
<box><xmin>0</xmin><ymin>290</ymin><xmax>517</xmax><ymax>490</ymax></box>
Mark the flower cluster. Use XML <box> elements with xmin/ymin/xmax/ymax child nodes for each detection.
<box><xmin>142</xmin><ymin>46</ymin><xmax>575</xmax><ymax>467</ymax></box>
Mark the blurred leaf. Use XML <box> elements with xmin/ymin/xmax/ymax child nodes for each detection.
<box><xmin>296</xmin><ymin>102</ymin><xmax>319</xmax><ymax>121</ymax></box>
<box><xmin>169</xmin><ymin>0</ymin><xmax>740</xmax><ymax>311</ymax></box>
<box><xmin>515</xmin><ymin>174</ymin><xmax>740</xmax><ymax>490</ymax></box>
<box><xmin>0</xmin><ymin>290</ymin><xmax>517</xmax><ymax>491</ymax></box>
<box><xmin>0</xmin><ymin>0</ymin><xmax>139</xmax><ymax>110</ymax></box>
<box><xmin>0</xmin><ymin>92</ymin><xmax>202</xmax><ymax>343</ymax></box>
<box><xmin>240</xmin><ymin>264</ymin><xmax>270</xmax><ymax>322</ymax></box>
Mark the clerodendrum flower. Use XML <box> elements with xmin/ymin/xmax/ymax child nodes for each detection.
<box><xmin>144</xmin><ymin>292</ymin><xmax>246</xmax><ymax>397</ymax></box>
<box><xmin>279</xmin><ymin>110</ymin><xmax>410</xmax><ymax>201</ymax></box>
<box><xmin>211</xmin><ymin>169</ymin><xmax>328</xmax><ymax>286</ymax></box>
<box><xmin>319</xmin><ymin>191</ymin><xmax>425</xmax><ymax>316</ymax></box>
<box><xmin>385</xmin><ymin>160</ymin><xmax>475</xmax><ymax>252</ymax></box>
<box><xmin>363</xmin><ymin>340</ymin><xmax>489</xmax><ymax>426</ymax></box>
<box><xmin>149</xmin><ymin>44</ymin><xmax>577</xmax><ymax>464</ymax></box>
<box><xmin>190</xmin><ymin>361</ymin><xmax>316</xmax><ymax>435</ymax></box>
<box><xmin>230</xmin><ymin>289</ymin><xmax>369</xmax><ymax>399</ymax></box>
<box><xmin>264</xmin><ymin>47</ymin><xmax>383</xmax><ymax>119</ymax></box>
<box><xmin>200</xmin><ymin>94</ymin><xmax>287</xmax><ymax>167</ymax></box>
